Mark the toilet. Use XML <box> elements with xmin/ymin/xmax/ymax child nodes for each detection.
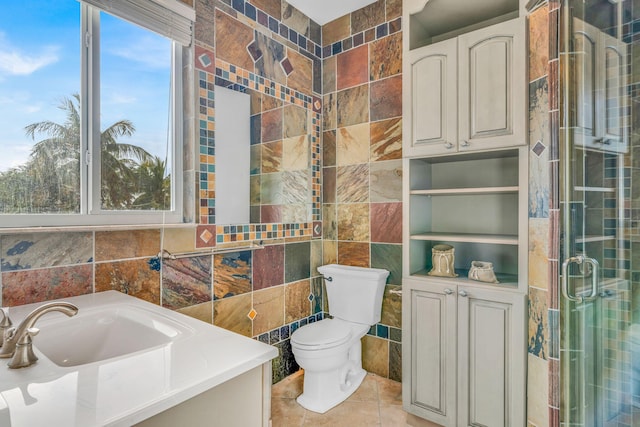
<box><xmin>291</xmin><ymin>264</ymin><xmax>389</xmax><ymax>413</ymax></box>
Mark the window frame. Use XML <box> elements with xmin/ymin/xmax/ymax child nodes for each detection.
<box><xmin>2</xmin><ymin>1</ymin><xmax>185</xmax><ymax>228</ymax></box>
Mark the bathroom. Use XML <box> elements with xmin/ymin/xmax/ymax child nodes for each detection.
<box><xmin>0</xmin><ymin>0</ymin><xmax>637</xmax><ymax>425</ymax></box>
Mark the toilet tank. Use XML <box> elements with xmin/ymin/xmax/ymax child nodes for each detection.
<box><xmin>317</xmin><ymin>264</ymin><xmax>390</xmax><ymax>325</ymax></box>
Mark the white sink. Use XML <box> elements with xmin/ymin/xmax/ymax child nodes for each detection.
<box><xmin>34</xmin><ymin>304</ymin><xmax>193</xmax><ymax>367</ymax></box>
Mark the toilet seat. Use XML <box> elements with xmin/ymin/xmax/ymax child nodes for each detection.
<box><xmin>291</xmin><ymin>319</ymin><xmax>352</xmax><ymax>350</ymax></box>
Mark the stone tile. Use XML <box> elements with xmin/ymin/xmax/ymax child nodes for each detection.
<box><xmin>213</xmin><ymin>250</ymin><xmax>252</xmax><ymax>299</ymax></box>
<box><xmin>215</xmin><ymin>10</ymin><xmax>254</xmax><ymax>72</ymax></box>
<box><xmin>272</xmin><ymin>369</ymin><xmax>304</xmax><ymax>398</ymax></box>
<box><xmin>1</xmin><ymin>232</ymin><xmax>92</xmax><ymax>271</ymax></box>
<box><xmin>251</xmin><ymin>144</ymin><xmax>261</xmax><ymax>175</ymax></box>
<box><xmin>337</xmin><ymin>123</ymin><xmax>370</xmax><ymax>166</ymax></box>
<box><xmin>529</xmin><ymin>218</ymin><xmax>550</xmax><ymax>290</ymax></box>
<box><xmin>282</xmin><ymin>170</ymin><xmax>310</xmax><ymax>204</ymax></box>
<box><xmin>529</xmin><ymin>77</ymin><xmax>550</xmax><ymax>218</ymax></box>
<box><xmin>350</xmin><ymin>374</ymin><xmax>379</xmax><ymax>401</ymax></box>
<box><xmin>527</xmin><ymin>353</ymin><xmax>550</xmax><ymax>427</ymax></box>
<box><xmin>194</xmin><ymin>15</ymin><xmax>215</xmax><ymax>49</ymax></box>
<box><xmin>253</xmin><ymin>244</ymin><xmax>285</xmax><ymax>291</ymax></box>
<box><xmin>370</xmin><ymin>75</ymin><xmax>402</xmax><ymax>121</ymax></box>
<box><xmin>370</xmin><ymin>32</ymin><xmax>402</xmax><ymax>81</ymax></box>
<box><xmin>322</xmin><ymin>15</ymin><xmax>350</xmax><ymax>46</ymax></box>
<box><xmin>351</xmin><ymin>0</ymin><xmax>385</xmax><ymax>34</ymax></box>
<box><xmin>338</xmin><ymin>203</ymin><xmax>370</xmax><ymax>242</ymax></box>
<box><xmin>323</xmin><ymin>56</ymin><xmax>336</xmax><ymax>94</ymax></box>
<box><xmin>310</xmin><ymin>240</ymin><xmax>323</xmax><ymax>274</ymax></box>
<box><xmin>528</xmin><ymin>286</ymin><xmax>549</xmax><ymax>359</ymax></box>
<box><xmin>362</xmin><ymin>335</ymin><xmax>389</xmax><ymax>377</ymax></box>
<box><xmin>337</xmin><ymin>45</ymin><xmax>369</xmax><ymax>90</ymax></box>
<box><xmin>285</xmin><ymin>241</ymin><xmax>311</xmax><ymax>283</ymax></box>
<box><xmin>95</xmin><ymin>229</ymin><xmax>160</xmax><ymax>261</ymax></box>
<box><xmin>338</xmin><ymin>241</ymin><xmax>369</xmax><ymax>267</ymax></box>
<box><xmin>283</xmin><ymin>136</ymin><xmax>309</xmax><ymax>171</ymax></box>
<box><xmin>95</xmin><ymin>259</ymin><xmax>161</xmax><ymax>304</ymax></box>
<box><xmin>337</xmin><ymin>84</ymin><xmax>369</xmax><ymax>127</ymax></box>
<box><xmin>271</xmin><ymin>397</ymin><xmax>306</xmax><ymax>426</ymax></box>
<box><xmin>310</xmin><ymin>276</ymin><xmax>324</xmax><ymax>314</ymax></box>
<box><xmin>213</xmin><ymin>292</ymin><xmax>252</xmax><ymax>337</ymax></box>
<box><xmin>370</xmin><ymin>159</ymin><xmax>402</xmax><ymax>203</ymax></box>
<box><xmin>323</xmin><ymin>204</ymin><xmax>338</xmax><ymax>240</ymax></box>
<box><xmin>282</xmin><ymin>203</ymin><xmax>309</xmax><ymax>223</ymax></box>
<box><xmin>162</xmin><ymin>227</ymin><xmax>196</xmax><ymax>253</ymax></box>
<box><xmin>250</xmin><ymin>175</ymin><xmax>262</xmax><ymax>205</ymax></box>
<box><xmin>2</xmin><ymin>264</ymin><xmax>93</xmax><ymax>307</ymax></box>
<box><xmin>381</xmin><ymin>284</ymin><xmax>402</xmax><ymax>328</ymax></box>
<box><xmin>371</xmin><ymin>117</ymin><xmax>402</xmax><ymax>161</ymax></box>
<box><xmin>389</xmin><ymin>341</ymin><xmax>402</xmax><ymax>382</ymax></box>
<box><xmin>371</xmin><ymin>202</ymin><xmax>402</xmax><ymax>243</ymax></box>
<box><xmin>303</xmin><ymin>400</ymin><xmax>380</xmax><ymax>427</ymax></box>
<box><xmin>323</xmin><ymin>240</ymin><xmax>338</xmax><ymax>265</ymax></box>
<box><xmin>285</xmin><ymin>279</ymin><xmax>311</xmax><ymax>322</ymax></box>
<box><xmin>176</xmin><ymin>301</ymin><xmax>213</xmax><ymax>324</ymax></box>
<box><xmin>323</xmin><ymin>129</ymin><xmax>337</xmax><ymax>167</ymax></box>
<box><xmin>254</xmin><ymin>32</ymin><xmax>287</xmax><ymax>85</ymax></box>
<box><xmin>323</xmin><ymin>93</ymin><xmax>337</xmax><ymax>130</ymax></box>
<box><xmin>337</xmin><ymin>164</ymin><xmax>370</xmax><ymax>203</ymax></box>
<box><xmin>376</xmin><ymin>373</ymin><xmax>402</xmax><ymax>404</ymax></box>
<box><xmin>162</xmin><ymin>256</ymin><xmax>212</xmax><ymax>310</ymax></box>
<box><xmin>283</xmin><ymin>104</ymin><xmax>308</xmax><ymax>138</ymax></box>
<box><xmin>323</xmin><ymin>166</ymin><xmax>337</xmax><ymax>204</ymax></box>
<box><xmin>272</xmin><ymin>338</ymin><xmax>300</xmax><ymax>383</ymax></box>
<box><xmin>372</xmin><ymin>243</ymin><xmax>402</xmax><ymax>285</ymax></box>
<box><xmin>262</xmin><ymin>140</ymin><xmax>283</xmax><ymax>173</ymax></box>
<box><xmin>249</xmin><ymin>0</ymin><xmax>281</xmax><ymax>20</ymax></box>
<box><xmin>286</xmin><ymin>48</ymin><xmax>313</xmax><ymax>95</ymax></box>
<box><xmin>282</xmin><ymin>2</ymin><xmax>309</xmax><ymax>36</ymax></box>
<box><xmin>262</xmin><ymin>92</ymin><xmax>283</xmax><ymax>111</ymax></box>
<box><xmin>529</xmin><ymin>4</ymin><xmax>549</xmax><ymax>82</ymax></box>
<box><xmin>261</xmin><ymin>172</ymin><xmax>284</xmax><ymax>204</ymax></box>
<box><xmin>386</xmin><ymin>0</ymin><xmax>402</xmax><ymax>20</ymax></box>
<box><xmin>262</xmin><ymin>107</ymin><xmax>283</xmax><ymax>143</ymax></box>
<box><xmin>253</xmin><ymin>286</ymin><xmax>285</xmax><ymax>335</ymax></box>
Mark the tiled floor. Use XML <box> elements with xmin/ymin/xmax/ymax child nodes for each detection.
<box><xmin>271</xmin><ymin>371</ymin><xmax>441</xmax><ymax>427</ymax></box>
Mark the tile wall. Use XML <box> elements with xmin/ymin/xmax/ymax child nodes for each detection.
<box><xmin>0</xmin><ymin>0</ymin><xmax>404</xmax><ymax>385</ymax></box>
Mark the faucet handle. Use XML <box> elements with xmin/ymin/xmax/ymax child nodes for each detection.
<box><xmin>0</xmin><ymin>308</ymin><xmax>12</xmax><ymax>328</ymax></box>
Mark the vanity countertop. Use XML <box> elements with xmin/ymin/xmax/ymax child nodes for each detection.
<box><xmin>0</xmin><ymin>291</ymin><xmax>278</xmax><ymax>426</ymax></box>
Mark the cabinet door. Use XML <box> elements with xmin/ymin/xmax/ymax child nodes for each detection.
<box><xmin>457</xmin><ymin>287</ymin><xmax>526</xmax><ymax>427</ymax></box>
<box><xmin>402</xmin><ymin>279</ymin><xmax>457</xmax><ymax>426</ymax></box>
<box><xmin>458</xmin><ymin>18</ymin><xmax>526</xmax><ymax>151</ymax></box>
<box><xmin>404</xmin><ymin>38</ymin><xmax>458</xmax><ymax>157</ymax></box>
<box><xmin>599</xmin><ymin>31</ymin><xmax>628</xmax><ymax>153</ymax></box>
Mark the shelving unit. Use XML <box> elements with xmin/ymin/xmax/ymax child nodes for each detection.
<box><xmin>403</xmin><ymin>148</ymin><xmax>527</xmax><ymax>292</ymax></box>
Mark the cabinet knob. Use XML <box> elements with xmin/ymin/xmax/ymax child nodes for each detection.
<box><xmin>444</xmin><ymin>142</ymin><xmax>454</xmax><ymax>149</ymax></box>
<box><xmin>461</xmin><ymin>140</ymin><xmax>470</xmax><ymax>147</ymax></box>
<box><xmin>458</xmin><ymin>290</ymin><xmax>468</xmax><ymax>297</ymax></box>
<box><xmin>444</xmin><ymin>288</ymin><xmax>454</xmax><ymax>295</ymax></box>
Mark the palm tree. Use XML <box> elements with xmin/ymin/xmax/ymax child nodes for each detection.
<box><xmin>132</xmin><ymin>156</ymin><xmax>171</xmax><ymax>210</ymax></box>
<box><xmin>6</xmin><ymin>94</ymin><xmax>156</xmax><ymax>211</ymax></box>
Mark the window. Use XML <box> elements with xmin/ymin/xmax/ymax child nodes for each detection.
<box><xmin>0</xmin><ymin>0</ymin><xmax>192</xmax><ymax>227</ymax></box>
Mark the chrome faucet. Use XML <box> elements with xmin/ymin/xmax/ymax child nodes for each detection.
<box><xmin>0</xmin><ymin>308</ymin><xmax>12</xmax><ymax>348</ymax></box>
<box><xmin>0</xmin><ymin>302</ymin><xmax>78</xmax><ymax>369</ymax></box>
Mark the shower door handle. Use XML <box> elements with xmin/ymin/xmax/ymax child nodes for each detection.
<box><xmin>562</xmin><ymin>255</ymin><xmax>599</xmax><ymax>303</ymax></box>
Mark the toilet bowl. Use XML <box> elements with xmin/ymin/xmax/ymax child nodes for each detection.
<box><xmin>291</xmin><ymin>264</ymin><xmax>389</xmax><ymax>413</ymax></box>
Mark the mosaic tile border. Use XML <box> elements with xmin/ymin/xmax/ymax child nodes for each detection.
<box><xmin>196</xmin><ymin>54</ymin><xmax>322</xmax><ymax>231</ymax></box>
<box><xmin>322</xmin><ymin>17</ymin><xmax>403</xmax><ymax>59</ymax></box>
<box><xmin>215</xmin><ymin>222</ymin><xmax>313</xmax><ymax>243</ymax></box>
<box><xmin>219</xmin><ymin>0</ymin><xmax>323</xmax><ymax>60</ymax></box>
<box><xmin>256</xmin><ymin>312</ymin><xmax>324</xmax><ymax>345</ymax></box>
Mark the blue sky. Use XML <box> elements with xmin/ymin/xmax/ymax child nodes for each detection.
<box><xmin>0</xmin><ymin>0</ymin><xmax>171</xmax><ymax>173</ymax></box>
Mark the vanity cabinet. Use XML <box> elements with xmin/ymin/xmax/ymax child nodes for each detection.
<box><xmin>403</xmin><ymin>17</ymin><xmax>526</xmax><ymax>157</ymax></box>
<box><xmin>402</xmin><ymin>278</ymin><xmax>526</xmax><ymax>427</ymax></box>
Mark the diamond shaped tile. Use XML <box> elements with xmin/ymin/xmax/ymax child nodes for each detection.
<box><xmin>247</xmin><ymin>308</ymin><xmax>257</xmax><ymax>320</ymax></box>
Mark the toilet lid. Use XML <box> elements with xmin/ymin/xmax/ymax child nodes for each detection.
<box><xmin>291</xmin><ymin>319</ymin><xmax>352</xmax><ymax>349</ymax></box>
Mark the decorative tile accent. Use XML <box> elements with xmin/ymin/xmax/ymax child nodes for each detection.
<box><xmin>248</xmin><ymin>308</ymin><xmax>257</xmax><ymax>320</ymax></box>
<box><xmin>196</xmin><ymin>225</ymin><xmax>216</xmax><ymax>247</ymax></box>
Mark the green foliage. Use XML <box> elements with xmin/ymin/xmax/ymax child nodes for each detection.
<box><xmin>0</xmin><ymin>95</ymin><xmax>171</xmax><ymax>214</ymax></box>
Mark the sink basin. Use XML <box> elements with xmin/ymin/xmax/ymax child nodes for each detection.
<box><xmin>34</xmin><ymin>304</ymin><xmax>193</xmax><ymax>367</ymax></box>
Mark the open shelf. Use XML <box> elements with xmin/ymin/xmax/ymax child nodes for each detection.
<box><xmin>410</xmin><ymin>186</ymin><xmax>519</xmax><ymax>196</ymax></box>
<box><xmin>410</xmin><ymin>232</ymin><xmax>518</xmax><ymax>245</ymax></box>
<box><xmin>410</xmin><ymin>268</ymin><xmax>519</xmax><ymax>288</ymax></box>
<box><xmin>574</xmin><ymin>186</ymin><xmax>615</xmax><ymax>193</ymax></box>
<box><xmin>576</xmin><ymin>235</ymin><xmax>616</xmax><ymax>244</ymax></box>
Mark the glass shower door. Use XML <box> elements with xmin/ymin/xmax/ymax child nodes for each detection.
<box><xmin>560</xmin><ymin>1</ymin><xmax>637</xmax><ymax>425</ymax></box>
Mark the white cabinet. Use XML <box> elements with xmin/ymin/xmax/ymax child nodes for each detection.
<box><xmin>403</xmin><ymin>18</ymin><xmax>526</xmax><ymax>157</ymax></box>
<box><xmin>402</xmin><ymin>278</ymin><xmax>526</xmax><ymax>427</ymax></box>
<box><xmin>572</xmin><ymin>18</ymin><xmax>628</xmax><ymax>153</ymax></box>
